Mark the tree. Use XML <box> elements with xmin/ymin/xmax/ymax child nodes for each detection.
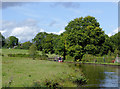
<box><xmin>100</xmin><ymin>34</ymin><xmax>114</xmax><ymax>55</ymax></box>
<box><xmin>0</xmin><ymin>33</ymin><xmax>5</xmax><ymax>48</ymax></box>
<box><xmin>110</xmin><ymin>32</ymin><xmax>120</xmax><ymax>51</ymax></box>
<box><xmin>6</xmin><ymin>36</ymin><xmax>18</xmax><ymax>48</ymax></box>
<box><xmin>33</xmin><ymin>32</ymin><xmax>48</xmax><ymax>51</ymax></box>
<box><xmin>43</xmin><ymin>33</ymin><xmax>58</xmax><ymax>54</ymax></box>
<box><xmin>21</xmin><ymin>41</ymin><xmax>32</xmax><ymax>49</ymax></box>
<box><xmin>29</xmin><ymin>44</ymin><xmax>37</xmax><ymax>60</ymax></box>
<box><xmin>64</xmin><ymin>16</ymin><xmax>105</xmax><ymax>61</ymax></box>
<box><xmin>54</xmin><ymin>34</ymin><xmax>65</xmax><ymax>56</ymax></box>
<box><xmin>33</xmin><ymin>32</ymin><xmax>58</xmax><ymax>54</ymax></box>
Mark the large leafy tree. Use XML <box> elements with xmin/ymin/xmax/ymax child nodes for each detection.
<box><xmin>0</xmin><ymin>33</ymin><xmax>5</xmax><ymax>47</ymax></box>
<box><xmin>43</xmin><ymin>33</ymin><xmax>58</xmax><ymax>54</ymax></box>
<box><xmin>54</xmin><ymin>33</ymin><xmax>66</xmax><ymax>56</ymax></box>
<box><xmin>6</xmin><ymin>36</ymin><xmax>18</xmax><ymax>48</ymax></box>
<box><xmin>33</xmin><ymin>32</ymin><xmax>48</xmax><ymax>51</ymax></box>
<box><xmin>33</xmin><ymin>32</ymin><xmax>58</xmax><ymax>54</ymax></box>
<box><xmin>64</xmin><ymin>16</ymin><xmax>105</xmax><ymax>61</ymax></box>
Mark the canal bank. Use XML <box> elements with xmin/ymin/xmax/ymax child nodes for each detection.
<box><xmin>64</xmin><ymin>61</ymin><xmax>120</xmax><ymax>67</ymax></box>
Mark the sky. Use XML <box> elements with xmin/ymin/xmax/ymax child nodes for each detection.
<box><xmin>1</xmin><ymin>2</ymin><xmax>118</xmax><ymax>43</ymax></box>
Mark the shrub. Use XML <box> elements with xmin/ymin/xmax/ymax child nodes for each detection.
<box><xmin>32</xmin><ymin>79</ymin><xmax>60</xmax><ymax>88</ymax></box>
<box><xmin>38</xmin><ymin>55</ymin><xmax>48</xmax><ymax>60</ymax></box>
<box><xmin>8</xmin><ymin>53</ymin><xmax>30</xmax><ymax>57</ymax></box>
<box><xmin>7</xmin><ymin>53</ymin><xmax>48</xmax><ymax>60</ymax></box>
<box><xmin>29</xmin><ymin>44</ymin><xmax>37</xmax><ymax>60</ymax></box>
<box><xmin>73</xmin><ymin>76</ymin><xmax>87</xmax><ymax>85</ymax></box>
<box><xmin>81</xmin><ymin>54</ymin><xmax>96</xmax><ymax>62</ymax></box>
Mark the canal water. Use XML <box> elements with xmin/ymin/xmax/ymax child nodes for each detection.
<box><xmin>75</xmin><ymin>64</ymin><xmax>120</xmax><ymax>87</ymax></box>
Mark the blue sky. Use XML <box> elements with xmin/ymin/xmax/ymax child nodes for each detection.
<box><xmin>1</xmin><ymin>2</ymin><xmax>118</xmax><ymax>42</ymax></box>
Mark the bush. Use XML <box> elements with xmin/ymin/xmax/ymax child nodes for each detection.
<box><xmin>7</xmin><ymin>53</ymin><xmax>48</xmax><ymax>60</ymax></box>
<box><xmin>38</xmin><ymin>55</ymin><xmax>48</xmax><ymax>60</ymax></box>
<box><xmin>32</xmin><ymin>79</ymin><xmax>60</xmax><ymax>88</ymax></box>
<box><xmin>81</xmin><ymin>53</ymin><xmax>115</xmax><ymax>63</ymax></box>
<box><xmin>73</xmin><ymin>76</ymin><xmax>87</xmax><ymax>85</ymax></box>
<box><xmin>67</xmin><ymin>73</ymin><xmax>87</xmax><ymax>85</ymax></box>
<box><xmin>8</xmin><ymin>53</ymin><xmax>30</xmax><ymax>57</ymax></box>
<box><xmin>81</xmin><ymin>54</ymin><xmax>96</xmax><ymax>62</ymax></box>
<box><xmin>29</xmin><ymin>44</ymin><xmax>37</xmax><ymax>60</ymax></box>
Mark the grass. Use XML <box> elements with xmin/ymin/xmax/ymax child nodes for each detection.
<box><xmin>2</xmin><ymin>48</ymin><xmax>86</xmax><ymax>87</ymax></box>
<box><xmin>2</xmin><ymin>57</ymin><xmax>86</xmax><ymax>87</ymax></box>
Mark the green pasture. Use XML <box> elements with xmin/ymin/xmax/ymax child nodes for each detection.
<box><xmin>2</xmin><ymin>49</ymin><xmax>86</xmax><ymax>87</ymax></box>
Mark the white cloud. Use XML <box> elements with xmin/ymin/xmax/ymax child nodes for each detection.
<box><xmin>51</xmin><ymin>2</ymin><xmax>80</xmax><ymax>9</ymax></box>
<box><xmin>40</xmin><ymin>28</ymin><xmax>45</xmax><ymax>32</ymax></box>
<box><xmin>47</xmin><ymin>29</ymin><xmax>65</xmax><ymax>35</ymax></box>
<box><xmin>10</xmin><ymin>26</ymin><xmax>40</xmax><ymax>42</ymax></box>
<box><xmin>10</xmin><ymin>26</ymin><xmax>64</xmax><ymax>42</ymax></box>
<box><xmin>89</xmin><ymin>9</ymin><xmax>103</xmax><ymax>14</ymax></box>
<box><xmin>108</xmin><ymin>27</ymin><xmax>119</xmax><ymax>37</ymax></box>
<box><xmin>0</xmin><ymin>30</ymin><xmax>6</xmax><ymax>34</ymax></box>
<box><xmin>2</xmin><ymin>19</ymin><xmax>66</xmax><ymax>42</ymax></box>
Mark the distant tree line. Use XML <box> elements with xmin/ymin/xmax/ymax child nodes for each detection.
<box><xmin>0</xmin><ymin>16</ymin><xmax>119</xmax><ymax>61</ymax></box>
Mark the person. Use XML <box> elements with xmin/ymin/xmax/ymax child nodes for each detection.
<box><xmin>58</xmin><ymin>56</ymin><xmax>62</xmax><ymax>62</ymax></box>
<box><xmin>95</xmin><ymin>59</ymin><xmax>97</xmax><ymax>63</ymax></box>
<box><xmin>103</xmin><ymin>57</ymin><xmax>105</xmax><ymax>63</ymax></box>
<box><xmin>59</xmin><ymin>57</ymin><xmax>61</xmax><ymax>60</ymax></box>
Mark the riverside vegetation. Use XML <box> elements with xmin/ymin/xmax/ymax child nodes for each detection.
<box><xmin>1</xmin><ymin>16</ymin><xmax>120</xmax><ymax>62</ymax></box>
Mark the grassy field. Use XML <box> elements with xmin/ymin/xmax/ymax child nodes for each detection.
<box><xmin>2</xmin><ymin>49</ymin><xmax>86</xmax><ymax>87</ymax></box>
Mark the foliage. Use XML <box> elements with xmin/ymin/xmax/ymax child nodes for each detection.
<box><xmin>0</xmin><ymin>33</ymin><xmax>6</xmax><ymax>47</ymax></box>
<box><xmin>6</xmin><ymin>36</ymin><xmax>19</xmax><ymax>48</ymax></box>
<box><xmin>81</xmin><ymin>54</ymin><xmax>115</xmax><ymax>63</ymax></box>
<box><xmin>21</xmin><ymin>41</ymin><xmax>32</xmax><ymax>49</ymax></box>
<box><xmin>54</xmin><ymin>35</ymin><xmax>65</xmax><ymax>56</ymax></box>
<box><xmin>33</xmin><ymin>32</ymin><xmax>58</xmax><ymax>54</ymax></box>
<box><xmin>110</xmin><ymin>32</ymin><xmax>120</xmax><ymax>51</ymax></box>
<box><xmin>43</xmin><ymin>33</ymin><xmax>58</xmax><ymax>54</ymax></box>
<box><xmin>7</xmin><ymin>53</ymin><xmax>48</xmax><ymax>60</ymax></box>
<box><xmin>60</xmin><ymin>16</ymin><xmax>105</xmax><ymax>61</ymax></box>
<box><xmin>100</xmin><ymin>35</ymin><xmax>114</xmax><ymax>55</ymax></box>
<box><xmin>81</xmin><ymin>54</ymin><xmax>96</xmax><ymax>62</ymax></box>
<box><xmin>33</xmin><ymin>32</ymin><xmax>48</xmax><ymax>51</ymax></box>
<box><xmin>8</xmin><ymin>53</ymin><xmax>30</xmax><ymax>57</ymax></box>
<box><xmin>29</xmin><ymin>44</ymin><xmax>37</xmax><ymax>60</ymax></box>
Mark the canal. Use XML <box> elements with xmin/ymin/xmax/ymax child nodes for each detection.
<box><xmin>75</xmin><ymin>64</ymin><xmax>120</xmax><ymax>87</ymax></box>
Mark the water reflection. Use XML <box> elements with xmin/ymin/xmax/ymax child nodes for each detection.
<box><xmin>74</xmin><ymin>64</ymin><xmax>120</xmax><ymax>87</ymax></box>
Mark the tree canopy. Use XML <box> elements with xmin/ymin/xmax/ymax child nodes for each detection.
<box><xmin>21</xmin><ymin>41</ymin><xmax>32</xmax><ymax>49</ymax></box>
<box><xmin>6</xmin><ymin>36</ymin><xmax>19</xmax><ymax>48</ymax></box>
<box><xmin>33</xmin><ymin>32</ymin><xmax>58</xmax><ymax>54</ymax></box>
<box><xmin>56</xmin><ymin>16</ymin><xmax>106</xmax><ymax>61</ymax></box>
